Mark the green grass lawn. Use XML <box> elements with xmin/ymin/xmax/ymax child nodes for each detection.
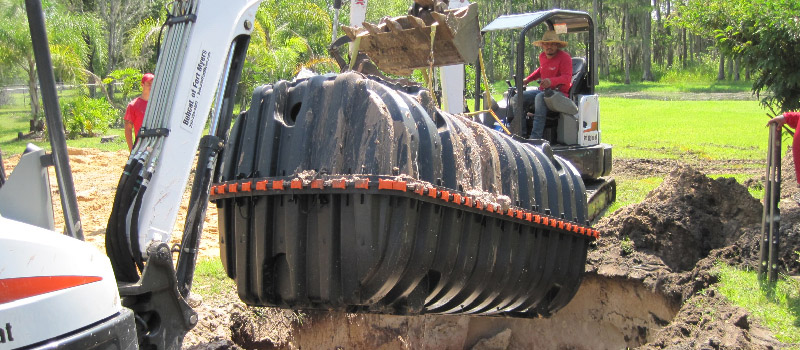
<box><xmin>193</xmin><ymin>258</ymin><xmax>236</xmax><ymax>298</ymax></box>
<box><xmin>1</xmin><ymin>88</ymin><xmax>129</xmax><ymax>156</ymax></box>
<box><xmin>600</xmin><ymin>97</ymin><xmax>772</xmax><ymax>214</ymax></box>
<box><xmin>715</xmin><ymin>264</ymin><xmax>800</xmax><ymax>344</ymax></box>
<box><xmin>0</xmin><ymin>111</ymin><xmax>128</xmax><ymax>156</ymax></box>
<box><xmin>602</xmin><ymin>97</ymin><xmax>772</xmax><ymax>161</ymax></box>
<box><xmin>597</xmin><ymin>80</ymin><xmax>753</xmax><ymax>94</ymax></box>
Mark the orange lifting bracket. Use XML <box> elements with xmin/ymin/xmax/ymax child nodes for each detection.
<box><xmin>209</xmin><ymin>175</ymin><xmax>600</xmax><ymax>240</ymax></box>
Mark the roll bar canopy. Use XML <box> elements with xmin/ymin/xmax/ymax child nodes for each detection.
<box><xmin>476</xmin><ymin>10</ymin><xmax>597</xmax><ymax>137</ymax></box>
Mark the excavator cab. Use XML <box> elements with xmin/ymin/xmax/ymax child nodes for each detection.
<box><xmin>478</xmin><ymin>10</ymin><xmax>615</xmax><ymax>221</ymax></box>
<box><xmin>479</xmin><ymin>10</ymin><xmax>597</xmax><ymax>139</ymax></box>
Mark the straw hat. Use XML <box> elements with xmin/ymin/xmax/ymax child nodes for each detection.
<box><xmin>533</xmin><ymin>30</ymin><xmax>567</xmax><ymax>48</ymax></box>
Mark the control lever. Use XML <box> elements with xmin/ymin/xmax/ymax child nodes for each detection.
<box><xmin>505</xmin><ymin>76</ymin><xmax>517</xmax><ymax>122</ymax></box>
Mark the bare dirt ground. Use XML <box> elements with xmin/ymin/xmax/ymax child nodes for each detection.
<box><xmin>3</xmin><ymin>144</ymin><xmax>799</xmax><ymax>349</ymax></box>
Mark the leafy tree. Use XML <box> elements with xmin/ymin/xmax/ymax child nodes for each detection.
<box><xmin>124</xmin><ymin>16</ymin><xmax>162</xmax><ymax>72</ymax></box>
<box><xmin>238</xmin><ymin>0</ymin><xmax>337</xmax><ymax>102</ymax></box>
<box><xmin>61</xmin><ymin>95</ymin><xmax>115</xmax><ymax>138</ymax></box>
<box><xmin>675</xmin><ymin>0</ymin><xmax>800</xmax><ymax>113</ymax></box>
<box><xmin>0</xmin><ymin>0</ymin><xmax>106</xmax><ymax>126</ymax></box>
<box><xmin>104</xmin><ymin>68</ymin><xmax>144</xmax><ymax>105</ymax></box>
<box><xmin>95</xmin><ymin>0</ymin><xmax>166</xmax><ymax>73</ymax></box>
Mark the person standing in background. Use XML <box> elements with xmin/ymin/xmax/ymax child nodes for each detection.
<box><xmin>124</xmin><ymin>73</ymin><xmax>154</xmax><ymax>151</ymax></box>
<box><xmin>767</xmin><ymin>111</ymin><xmax>800</xmax><ymax>187</ymax></box>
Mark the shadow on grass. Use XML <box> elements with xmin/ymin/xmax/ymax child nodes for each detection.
<box><xmin>759</xmin><ymin>276</ymin><xmax>800</xmax><ymax>328</ymax></box>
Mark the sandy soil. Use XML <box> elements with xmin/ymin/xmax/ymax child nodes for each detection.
<box><xmin>3</xmin><ymin>143</ymin><xmax>798</xmax><ymax>349</ymax></box>
<box><xmin>2</xmin><ymin>148</ymin><xmax>221</xmax><ymax>261</ymax></box>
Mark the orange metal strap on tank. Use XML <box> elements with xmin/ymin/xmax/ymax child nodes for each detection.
<box><xmin>332</xmin><ymin>179</ymin><xmax>346</xmax><ymax>189</ymax></box>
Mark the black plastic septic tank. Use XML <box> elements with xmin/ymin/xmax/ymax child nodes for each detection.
<box><xmin>210</xmin><ymin>72</ymin><xmax>599</xmax><ymax>318</ymax></box>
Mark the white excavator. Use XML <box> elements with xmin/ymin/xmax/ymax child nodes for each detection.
<box><xmin>0</xmin><ymin>1</ymin><xmax>604</xmax><ymax>349</ymax></box>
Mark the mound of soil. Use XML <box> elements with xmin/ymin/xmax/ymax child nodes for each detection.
<box><xmin>597</xmin><ymin>165</ymin><xmax>762</xmax><ymax>272</ymax></box>
<box><xmin>640</xmin><ymin>287</ymin><xmax>782</xmax><ymax>350</ymax></box>
<box><xmin>591</xmin><ymin>163</ymin><xmax>799</xmax><ymax>349</ymax></box>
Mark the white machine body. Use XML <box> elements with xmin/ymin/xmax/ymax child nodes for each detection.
<box><xmin>350</xmin><ymin>0</ymin><xmax>368</xmax><ymax>27</ymax></box>
<box><xmin>0</xmin><ymin>217</ymin><xmax>122</xmax><ymax>349</ymax></box>
<box><xmin>439</xmin><ymin>0</ymin><xmax>470</xmax><ymax>114</ymax></box>
<box><xmin>557</xmin><ymin>94</ymin><xmax>600</xmax><ymax>146</ymax></box>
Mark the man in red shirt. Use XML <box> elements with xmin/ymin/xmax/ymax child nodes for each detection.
<box><xmin>521</xmin><ymin>30</ymin><xmax>573</xmax><ymax>139</ymax></box>
<box><xmin>767</xmin><ymin>112</ymin><xmax>800</xmax><ymax>187</ymax></box>
<box><xmin>124</xmin><ymin>73</ymin><xmax>154</xmax><ymax>151</ymax></box>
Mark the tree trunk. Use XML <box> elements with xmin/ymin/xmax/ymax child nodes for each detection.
<box><xmin>593</xmin><ymin>0</ymin><xmax>600</xmax><ymax>84</ymax></box>
<box><xmin>717</xmin><ymin>52</ymin><xmax>725</xmax><ymax>81</ymax></box>
<box><xmin>486</xmin><ymin>31</ymin><xmax>495</xmax><ymax>80</ymax></box>
<box><xmin>727</xmin><ymin>57</ymin><xmax>733</xmax><ymax>80</ymax></box>
<box><xmin>734</xmin><ymin>57</ymin><xmax>740</xmax><ymax>81</ymax></box>
<box><xmin>505</xmin><ymin>0</ymin><xmax>514</xmax><ymax>79</ymax></box>
<box><xmin>26</xmin><ymin>57</ymin><xmax>41</xmax><ymax>126</ymax></box>
<box><xmin>654</xmin><ymin>0</ymin><xmax>662</xmax><ymax>66</ymax></box>
<box><xmin>508</xmin><ymin>31</ymin><xmax>515</xmax><ymax>80</ymax></box>
<box><xmin>641</xmin><ymin>0</ymin><xmax>654</xmax><ymax>81</ymax></box>
<box><xmin>624</xmin><ymin>10</ymin><xmax>631</xmax><ymax>84</ymax></box>
<box><xmin>666</xmin><ymin>0</ymin><xmax>674</xmax><ymax>67</ymax></box>
<box><xmin>681</xmin><ymin>28</ymin><xmax>687</xmax><ymax>68</ymax></box>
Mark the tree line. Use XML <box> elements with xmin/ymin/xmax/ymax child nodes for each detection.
<box><xmin>0</xmin><ymin>0</ymin><xmax>797</xmax><ymax>128</ymax></box>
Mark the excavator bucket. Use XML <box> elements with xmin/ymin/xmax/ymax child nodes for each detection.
<box><xmin>340</xmin><ymin>2</ymin><xmax>479</xmax><ymax>76</ymax></box>
<box><xmin>211</xmin><ymin>72</ymin><xmax>599</xmax><ymax>318</ymax></box>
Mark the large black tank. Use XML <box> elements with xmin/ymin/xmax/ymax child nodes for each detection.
<box><xmin>210</xmin><ymin>72</ymin><xmax>598</xmax><ymax>317</ymax></box>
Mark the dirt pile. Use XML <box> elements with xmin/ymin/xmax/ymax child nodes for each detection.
<box><xmin>591</xmin><ymin>164</ymin><xmax>796</xmax><ymax>349</ymax></box>
<box><xmin>640</xmin><ymin>288</ymin><xmax>782</xmax><ymax>350</ymax></box>
<box><xmin>595</xmin><ymin>165</ymin><xmax>762</xmax><ymax>273</ymax></box>
<box><xmin>187</xmin><ymin>273</ymin><xmax>680</xmax><ymax>350</ymax></box>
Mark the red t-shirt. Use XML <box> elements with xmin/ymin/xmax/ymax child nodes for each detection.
<box><xmin>524</xmin><ymin>50</ymin><xmax>573</xmax><ymax>96</ymax></box>
<box><xmin>124</xmin><ymin>97</ymin><xmax>148</xmax><ymax>137</ymax></box>
<box><xmin>783</xmin><ymin>112</ymin><xmax>800</xmax><ymax>184</ymax></box>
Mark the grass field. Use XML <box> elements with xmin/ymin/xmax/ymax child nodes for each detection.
<box><xmin>597</xmin><ymin>80</ymin><xmax>754</xmax><ymax>94</ymax></box>
<box><xmin>602</xmin><ymin>98</ymin><xmax>771</xmax><ymax>161</ymax></box>
<box><xmin>0</xmin><ymin>89</ymin><xmax>129</xmax><ymax>155</ymax></box>
<box><xmin>715</xmin><ymin>264</ymin><xmax>800</xmax><ymax>344</ymax></box>
<box><xmin>599</xmin><ymin>97</ymin><xmax>772</xmax><ymax>214</ymax></box>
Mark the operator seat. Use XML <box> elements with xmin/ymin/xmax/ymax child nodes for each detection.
<box><xmin>568</xmin><ymin>57</ymin><xmax>587</xmax><ymax>100</ymax></box>
<box><xmin>540</xmin><ymin>57</ymin><xmax>587</xmax><ymax>140</ymax></box>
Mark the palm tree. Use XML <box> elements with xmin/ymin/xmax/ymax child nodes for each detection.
<box><xmin>0</xmin><ymin>0</ymin><xmax>106</xmax><ymax>129</ymax></box>
<box><xmin>238</xmin><ymin>0</ymin><xmax>338</xmax><ymax>104</ymax></box>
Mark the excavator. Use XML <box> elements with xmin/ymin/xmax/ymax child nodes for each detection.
<box><xmin>0</xmin><ymin>0</ymin><xmax>607</xmax><ymax>349</ymax></box>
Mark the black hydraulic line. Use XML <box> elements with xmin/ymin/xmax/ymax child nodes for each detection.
<box><xmin>176</xmin><ymin>36</ymin><xmax>250</xmax><ymax>298</ymax></box>
<box><xmin>24</xmin><ymin>0</ymin><xmax>83</xmax><ymax>240</ymax></box>
<box><xmin>176</xmin><ymin>136</ymin><xmax>219</xmax><ymax>297</ymax></box>
<box><xmin>130</xmin><ymin>169</ymin><xmax>153</xmax><ymax>271</ymax></box>
<box><xmin>107</xmin><ymin>158</ymin><xmax>145</xmax><ymax>282</ymax></box>
<box><xmin>105</xmin><ymin>159</ymin><xmax>136</xmax><ymax>271</ymax></box>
